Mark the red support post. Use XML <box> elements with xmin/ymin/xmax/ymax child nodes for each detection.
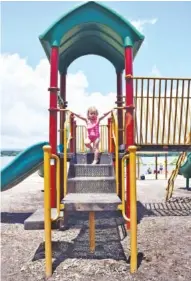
<box><xmin>49</xmin><ymin>46</ymin><xmax>59</xmax><ymax>208</ymax></box>
<box><xmin>124</xmin><ymin>38</ymin><xmax>134</xmax><ymax>229</ymax></box>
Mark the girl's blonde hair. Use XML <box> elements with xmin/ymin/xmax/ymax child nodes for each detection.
<box><xmin>87</xmin><ymin>106</ymin><xmax>98</xmax><ymax>119</ymax></box>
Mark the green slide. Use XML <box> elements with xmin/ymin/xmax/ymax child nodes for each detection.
<box><xmin>179</xmin><ymin>153</ymin><xmax>191</xmax><ymax>178</ymax></box>
<box><xmin>1</xmin><ymin>141</ymin><xmax>48</xmax><ymax>192</ymax></box>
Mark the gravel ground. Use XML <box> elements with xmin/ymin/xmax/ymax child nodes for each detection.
<box><xmin>1</xmin><ymin>173</ymin><xmax>191</xmax><ymax>281</ymax></box>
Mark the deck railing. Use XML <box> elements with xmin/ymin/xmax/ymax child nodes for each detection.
<box><xmin>72</xmin><ymin>77</ymin><xmax>190</xmax><ymax>151</ymax></box>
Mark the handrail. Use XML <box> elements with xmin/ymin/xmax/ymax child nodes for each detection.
<box><xmin>51</xmin><ymin>154</ymin><xmax>60</xmax><ymax>221</ymax></box>
<box><xmin>121</xmin><ymin>154</ymin><xmax>130</xmax><ymax>222</ymax></box>
<box><xmin>43</xmin><ymin>145</ymin><xmax>61</xmax><ymax>221</ymax></box>
<box><xmin>110</xmin><ymin>106</ymin><xmax>133</xmax><ymax>195</ymax></box>
<box><xmin>63</xmin><ymin>111</ymin><xmax>72</xmax><ymax>197</ymax></box>
<box><xmin>111</xmin><ymin>110</ymin><xmax>119</xmax><ymax>195</ymax></box>
<box><xmin>125</xmin><ymin>75</ymin><xmax>191</xmax><ymax>80</ymax></box>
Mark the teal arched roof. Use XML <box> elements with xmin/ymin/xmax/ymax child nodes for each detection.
<box><xmin>39</xmin><ymin>1</ymin><xmax>144</xmax><ymax>73</ymax></box>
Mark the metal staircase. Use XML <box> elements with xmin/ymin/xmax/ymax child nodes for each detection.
<box><xmin>62</xmin><ymin>153</ymin><xmax>121</xmax><ymax>212</ymax></box>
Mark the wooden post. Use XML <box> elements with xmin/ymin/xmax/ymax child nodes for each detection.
<box><xmin>89</xmin><ymin>211</ymin><xmax>95</xmax><ymax>252</ymax></box>
<box><xmin>165</xmin><ymin>153</ymin><xmax>168</xmax><ymax>179</ymax></box>
<box><xmin>155</xmin><ymin>155</ymin><xmax>158</xmax><ymax>180</ymax></box>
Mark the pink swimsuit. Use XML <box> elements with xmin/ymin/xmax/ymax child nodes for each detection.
<box><xmin>87</xmin><ymin>120</ymin><xmax>100</xmax><ymax>142</ymax></box>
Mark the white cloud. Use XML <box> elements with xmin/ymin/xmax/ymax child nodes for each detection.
<box><xmin>0</xmin><ymin>53</ymin><xmax>116</xmax><ymax>149</ymax></box>
<box><xmin>150</xmin><ymin>65</ymin><xmax>161</xmax><ymax>77</ymax></box>
<box><xmin>130</xmin><ymin>18</ymin><xmax>158</xmax><ymax>33</ymax></box>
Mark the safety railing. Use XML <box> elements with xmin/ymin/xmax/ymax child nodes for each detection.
<box><xmin>100</xmin><ymin>125</ymin><xmax>109</xmax><ymax>152</ymax></box>
<box><xmin>43</xmin><ymin>145</ymin><xmax>62</xmax><ymax>278</ymax></box>
<box><xmin>59</xmin><ymin>76</ymin><xmax>190</xmax><ymax>149</ymax></box>
<box><xmin>111</xmin><ymin>110</ymin><xmax>119</xmax><ymax>195</ymax></box>
<box><xmin>63</xmin><ymin>110</ymin><xmax>72</xmax><ymax>196</ymax></box>
<box><xmin>76</xmin><ymin>125</ymin><xmax>86</xmax><ymax>152</ymax></box>
<box><xmin>123</xmin><ymin>77</ymin><xmax>191</xmax><ymax>146</ymax></box>
<box><xmin>121</xmin><ymin>146</ymin><xmax>138</xmax><ymax>273</ymax></box>
<box><xmin>58</xmin><ymin>107</ymin><xmax>75</xmax><ymax>154</ymax></box>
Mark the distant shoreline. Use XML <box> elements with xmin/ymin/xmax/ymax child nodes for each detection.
<box><xmin>0</xmin><ymin>150</ymin><xmax>22</xmax><ymax>156</ymax></box>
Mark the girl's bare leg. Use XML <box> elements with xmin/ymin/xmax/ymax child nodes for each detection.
<box><xmin>92</xmin><ymin>138</ymin><xmax>100</xmax><ymax>164</ymax></box>
<box><xmin>84</xmin><ymin>137</ymin><xmax>93</xmax><ymax>152</ymax></box>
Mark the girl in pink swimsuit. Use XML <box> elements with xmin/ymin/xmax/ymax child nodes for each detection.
<box><xmin>73</xmin><ymin>106</ymin><xmax>111</xmax><ymax>164</ymax></box>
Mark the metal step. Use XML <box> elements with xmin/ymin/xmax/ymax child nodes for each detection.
<box><xmin>62</xmin><ymin>193</ymin><xmax>121</xmax><ymax>211</ymax></box>
<box><xmin>24</xmin><ymin>208</ymin><xmax>63</xmax><ymax>230</ymax></box>
<box><xmin>73</xmin><ymin>164</ymin><xmax>114</xmax><ymax>177</ymax></box>
<box><xmin>67</xmin><ymin>177</ymin><xmax>116</xmax><ymax>193</ymax></box>
<box><xmin>75</xmin><ymin>153</ymin><xmax>113</xmax><ymax>164</ymax></box>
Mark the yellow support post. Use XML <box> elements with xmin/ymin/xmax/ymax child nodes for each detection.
<box><xmin>115</xmin><ymin>116</ymin><xmax>119</xmax><ymax>196</ymax></box>
<box><xmin>121</xmin><ymin>154</ymin><xmax>130</xmax><ymax>222</ymax></box>
<box><xmin>43</xmin><ymin>145</ymin><xmax>52</xmax><ymax>278</ymax></box>
<box><xmin>63</xmin><ymin>124</ymin><xmax>67</xmax><ymax>197</ymax></box>
<box><xmin>111</xmin><ymin>111</ymin><xmax>119</xmax><ymax>195</ymax></box>
<box><xmin>89</xmin><ymin>211</ymin><xmax>95</xmax><ymax>252</ymax></box>
<box><xmin>128</xmin><ymin>146</ymin><xmax>137</xmax><ymax>273</ymax></box>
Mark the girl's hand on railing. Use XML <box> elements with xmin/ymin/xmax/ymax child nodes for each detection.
<box><xmin>104</xmin><ymin>110</ymin><xmax>112</xmax><ymax>116</ymax></box>
<box><xmin>71</xmin><ymin>112</ymin><xmax>87</xmax><ymax>122</ymax></box>
<box><xmin>99</xmin><ymin>110</ymin><xmax>112</xmax><ymax>121</ymax></box>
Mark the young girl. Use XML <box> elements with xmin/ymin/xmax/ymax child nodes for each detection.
<box><xmin>72</xmin><ymin>106</ymin><xmax>111</xmax><ymax>164</ymax></box>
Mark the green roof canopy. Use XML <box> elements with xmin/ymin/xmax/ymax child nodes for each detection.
<box><xmin>39</xmin><ymin>1</ymin><xmax>144</xmax><ymax>73</ymax></box>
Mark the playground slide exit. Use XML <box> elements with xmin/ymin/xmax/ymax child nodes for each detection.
<box><xmin>1</xmin><ymin>141</ymin><xmax>48</xmax><ymax>192</ymax></box>
<box><xmin>179</xmin><ymin>153</ymin><xmax>191</xmax><ymax>178</ymax></box>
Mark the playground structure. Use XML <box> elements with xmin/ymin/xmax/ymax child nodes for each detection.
<box><xmin>1</xmin><ymin>1</ymin><xmax>191</xmax><ymax>278</ymax></box>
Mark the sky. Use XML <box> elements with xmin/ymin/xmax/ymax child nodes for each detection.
<box><xmin>1</xmin><ymin>0</ymin><xmax>191</xmax><ymax>149</ymax></box>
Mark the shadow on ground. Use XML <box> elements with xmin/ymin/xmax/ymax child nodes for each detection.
<box><xmin>137</xmin><ymin>196</ymin><xmax>191</xmax><ymax>222</ymax></box>
<box><xmin>1</xmin><ymin>212</ymin><xmax>33</xmax><ymax>224</ymax></box>
<box><xmin>32</xmin><ymin>211</ymin><xmax>144</xmax><ymax>272</ymax></box>
<box><xmin>178</xmin><ymin>187</ymin><xmax>191</xmax><ymax>191</ymax></box>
